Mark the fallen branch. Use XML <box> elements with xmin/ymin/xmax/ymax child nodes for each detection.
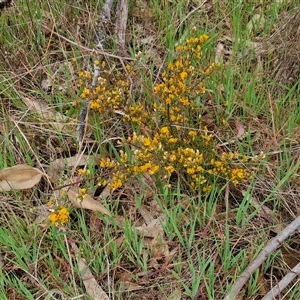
<box><xmin>223</xmin><ymin>214</ymin><xmax>300</xmax><ymax>300</ymax></box>
<box><xmin>261</xmin><ymin>262</ymin><xmax>300</xmax><ymax>300</ymax></box>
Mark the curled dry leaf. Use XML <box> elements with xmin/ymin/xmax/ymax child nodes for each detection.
<box><xmin>215</xmin><ymin>42</ymin><xmax>225</xmax><ymax>63</ymax></box>
<box><xmin>135</xmin><ymin>217</ymin><xmax>165</xmax><ymax>238</ymax></box>
<box><xmin>72</xmin><ymin>243</ymin><xmax>110</xmax><ymax>300</ymax></box>
<box><xmin>68</xmin><ymin>188</ymin><xmax>111</xmax><ymax>216</ymax></box>
<box><xmin>235</xmin><ymin>119</ymin><xmax>246</xmax><ymax>139</ymax></box>
<box><xmin>0</xmin><ymin>164</ymin><xmax>44</xmax><ymax>191</ymax></box>
<box><xmin>22</xmin><ymin>96</ymin><xmax>67</xmax><ymax>123</ymax></box>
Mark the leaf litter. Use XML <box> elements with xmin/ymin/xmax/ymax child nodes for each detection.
<box><xmin>0</xmin><ymin>1</ymin><xmax>300</xmax><ymax>299</ymax></box>
<box><xmin>67</xmin><ymin>187</ymin><xmax>111</xmax><ymax>216</ymax></box>
<box><xmin>0</xmin><ymin>164</ymin><xmax>45</xmax><ymax>192</ymax></box>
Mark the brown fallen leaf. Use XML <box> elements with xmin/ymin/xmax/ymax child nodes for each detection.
<box><xmin>122</xmin><ymin>281</ymin><xmax>143</xmax><ymax>292</ymax></box>
<box><xmin>215</xmin><ymin>41</ymin><xmax>225</xmax><ymax>63</ymax></box>
<box><xmin>235</xmin><ymin>119</ymin><xmax>246</xmax><ymax>139</ymax></box>
<box><xmin>68</xmin><ymin>188</ymin><xmax>111</xmax><ymax>216</ymax></box>
<box><xmin>247</xmin><ymin>13</ymin><xmax>265</xmax><ymax>34</ymax></box>
<box><xmin>0</xmin><ymin>164</ymin><xmax>44</xmax><ymax>191</ymax></box>
<box><xmin>47</xmin><ymin>154</ymin><xmax>100</xmax><ymax>182</ymax></box>
<box><xmin>136</xmin><ymin>206</ymin><xmax>169</xmax><ymax>259</ymax></box>
<box><xmin>50</xmin><ymin>154</ymin><xmax>100</xmax><ymax>169</ymax></box>
<box><xmin>282</xmin><ymin>244</ymin><xmax>300</xmax><ymax>268</ymax></box>
<box><xmin>22</xmin><ymin>96</ymin><xmax>69</xmax><ymax>130</ymax></box>
<box><xmin>72</xmin><ymin>243</ymin><xmax>110</xmax><ymax>300</ymax></box>
<box><xmin>135</xmin><ymin>217</ymin><xmax>165</xmax><ymax>238</ymax></box>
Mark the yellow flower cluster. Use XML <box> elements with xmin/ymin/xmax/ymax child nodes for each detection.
<box><xmin>122</xmin><ymin>103</ymin><xmax>152</xmax><ymax>126</ymax></box>
<box><xmin>175</xmin><ymin>34</ymin><xmax>210</xmax><ymax>58</ymax></box>
<box><xmin>80</xmin><ymin>34</ymin><xmax>254</xmax><ymax>191</ymax></box>
<box><xmin>90</xmin><ymin>77</ymin><xmax>129</xmax><ymax>113</ymax></box>
<box><xmin>77</xmin><ymin>188</ymin><xmax>88</xmax><ymax>201</ymax></box>
<box><xmin>49</xmin><ymin>206</ymin><xmax>70</xmax><ymax>226</ymax></box>
<box><xmin>100</xmin><ymin>124</ymin><xmax>252</xmax><ymax>191</ymax></box>
<box><xmin>209</xmin><ymin>152</ymin><xmax>253</xmax><ymax>185</ymax></box>
<box><xmin>203</xmin><ymin>62</ymin><xmax>221</xmax><ymax>76</ymax></box>
<box><xmin>152</xmin><ymin>35</ymin><xmax>216</xmax><ymax>127</ymax></box>
<box><xmin>77</xmin><ymin>169</ymin><xmax>90</xmax><ymax>176</ymax></box>
<box><xmin>77</xmin><ymin>71</ymin><xmax>92</xmax><ymax>88</ymax></box>
<box><xmin>78</xmin><ymin>66</ymin><xmax>130</xmax><ymax>114</ymax></box>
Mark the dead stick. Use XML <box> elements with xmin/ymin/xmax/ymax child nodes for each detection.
<box><xmin>223</xmin><ymin>214</ymin><xmax>300</xmax><ymax>300</ymax></box>
<box><xmin>261</xmin><ymin>262</ymin><xmax>300</xmax><ymax>300</ymax></box>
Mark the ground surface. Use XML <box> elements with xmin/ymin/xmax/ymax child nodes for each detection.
<box><xmin>0</xmin><ymin>0</ymin><xmax>300</xmax><ymax>299</ymax></box>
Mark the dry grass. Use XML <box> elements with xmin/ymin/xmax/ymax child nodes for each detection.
<box><xmin>0</xmin><ymin>1</ymin><xmax>300</xmax><ymax>299</ymax></box>
<box><xmin>269</xmin><ymin>6</ymin><xmax>300</xmax><ymax>90</ymax></box>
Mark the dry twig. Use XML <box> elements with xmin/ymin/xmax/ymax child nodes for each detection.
<box><xmin>223</xmin><ymin>214</ymin><xmax>300</xmax><ymax>300</ymax></box>
<box><xmin>261</xmin><ymin>262</ymin><xmax>300</xmax><ymax>300</ymax></box>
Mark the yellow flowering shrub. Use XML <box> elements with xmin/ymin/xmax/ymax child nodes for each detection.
<box><xmin>79</xmin><ymin>34</ymin><xmax>254</xmax><ymax>192</ymax></box>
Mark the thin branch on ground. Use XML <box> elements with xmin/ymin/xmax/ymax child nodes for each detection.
<box><xmin>175</xmin><ymin>0</ymin><xmax>207</xmax><ymax>35</ymax></box>
<box><xmin>223</xmin><ymin>214</ymin><xmax>300</xmax><ymax>300</ymax></box>
<box><xmin>261</xmin><ymin>262</ymin><xmax>300</xmax><ymax>300</ymax></box>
